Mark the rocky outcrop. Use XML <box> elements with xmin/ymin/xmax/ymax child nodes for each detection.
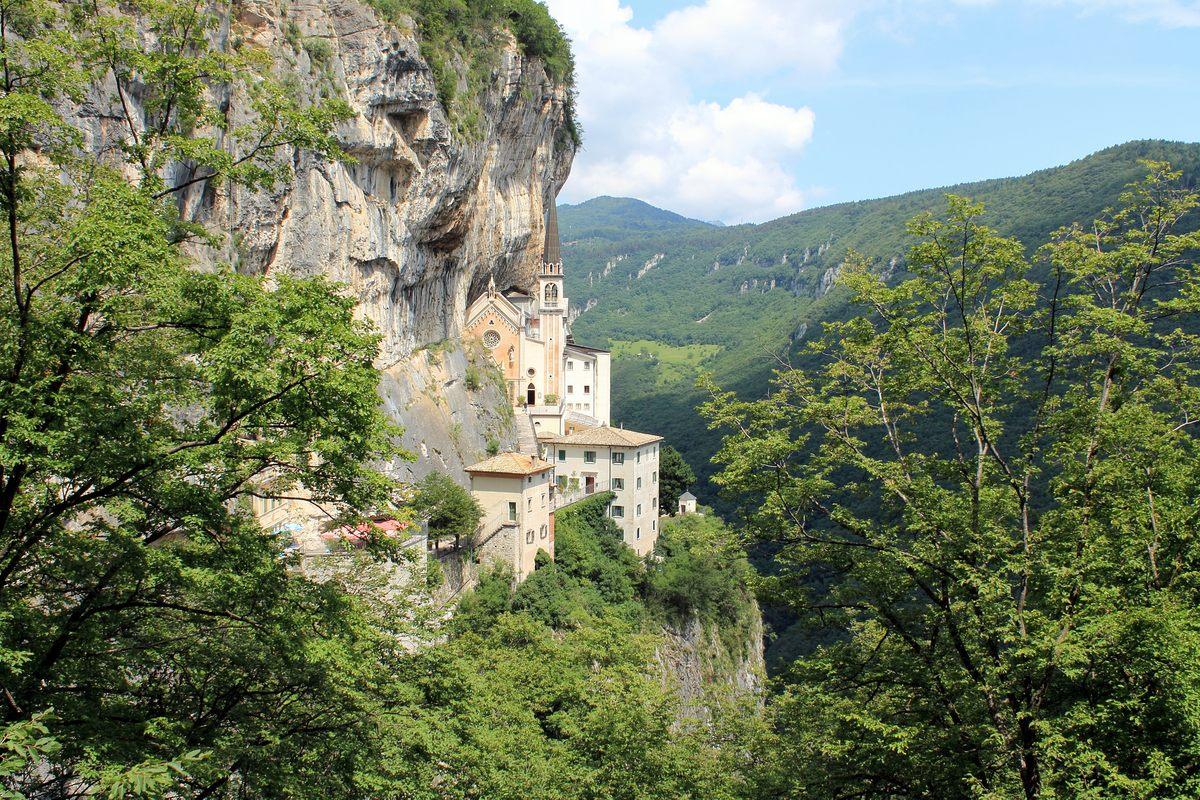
<box><xmin>655</xmin><ymin>604</ymin><xmax>765</xmax><ymax>719</ymax></box>
<box><xmin>69</xmin><ymin>0</ymin><xmax>574</xmax><ymax>479</ymax></box>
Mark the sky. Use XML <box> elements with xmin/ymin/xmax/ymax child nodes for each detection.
<box><xmin>543</xmin><ymin>0</ymin><xmax>1200</xmax><ymax>224</ymax></box>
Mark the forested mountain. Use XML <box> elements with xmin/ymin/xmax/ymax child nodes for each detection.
<box><xmin>562</xmin><ymin>140</ymin><xmax>1200</xmax><ymax>504</ymax></box>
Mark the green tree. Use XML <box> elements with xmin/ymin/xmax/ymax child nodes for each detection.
<box><xmin>0</xmin><ymin>0</ymin><xmax>403</xmax><ymax>796</ymax></box>
<box><xmin>658</xmin><ymin>444</ymin><xmax>696</xmax><ymax>513</ymax></box>
<box><xmin>413</xmin><ymin>471</ymin><xmax>483</xmax><ymax>548</ymax></box>
<box><xmin>702</xmin><ymin>165</ymin><xmax>1200</xmax><ymax>799</ymax></box>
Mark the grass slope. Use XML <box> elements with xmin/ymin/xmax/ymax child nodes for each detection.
<box><xmin>561</xmin><ymin>140</ymin><xmax>1200</xmax><ymax>506</ymax></box>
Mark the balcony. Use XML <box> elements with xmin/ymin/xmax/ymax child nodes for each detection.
<box><xmin>554</xmin><ymin>479</ymin><xmax>611</xmax><ymax>511</ymax></box>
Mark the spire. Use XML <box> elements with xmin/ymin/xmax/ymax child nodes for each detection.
<box><xmin>487</xmin><ymin>272</ymin><xmax>496</xmax><ymax>296</ymax></box>
<box><xmin>542</xmin><ymin>202</ymin><xmax>561</xmax><ymax>269</ymax></box>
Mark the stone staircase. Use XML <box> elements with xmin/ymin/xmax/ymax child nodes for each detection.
<box><xmin>514</xmin><ymin>411</ymin><xmax>539</xmax><ymax>457</ymax></box>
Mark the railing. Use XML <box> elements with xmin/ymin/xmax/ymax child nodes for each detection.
<box><xmin>472</xmin><ymin>510</ymin><xmax>519</xmax><ymax>552</ymax></box>
<box><xmin>554</xmin><ymin>479</ymin><xmax>611</xmax><ymax>511</ymax></box>
<box><xmin>525</xmin><ymin>400</ymin><xmax>564</xmax><ymax>416</ymax></box>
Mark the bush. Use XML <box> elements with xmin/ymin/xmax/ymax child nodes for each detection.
<box><xmin>644</xmin><ymin>514</ymin><xmax>754</xmax><ymax>631</ymax></box>
<box><xmin>465</xmin><ymin>364</ymin><xmax>483</xmax><ymax>391</ymax></box>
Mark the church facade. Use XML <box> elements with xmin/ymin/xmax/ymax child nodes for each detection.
<box><xmin>464</xmin><ymin>204</ymin><xmax>611</xmax><ymax>435</ymax></box>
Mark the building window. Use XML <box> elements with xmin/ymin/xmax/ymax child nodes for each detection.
<box><xmin>652</xmin><ymin>520</ymin><xmax>656</xmax><ymax>531</ymax></box>
<box><xmin>567</xmin><ymin>361</ymin><xmax>574</xmax><ymax>370</ymax></box>
<box><xmin>612</xmin><ymin>452</ymin><xmax>624</xmax><ymax>465</ymax></box>
<box><xmin>508</xmin><ymin>502</ymin><xmax>517</xmax><ymax>521</ymax></box>
<box><xmin>636</xmin><ymin>451</ymin><xmax>642</xmax><ymax>464</ymax></box>
<box><xmin>540</xmin><ymin>524</ymin><xmax>548</xmax><ymax>539</ymax></box>
<box><xmin>584</xmin><ymin>385</ymin><xmax>590</xmax><ymax>394</ymax></box>
<box><xmin>567</xmin><ymin>385</ymin><xmax>573</xmax><ymax>394</ymax></box>
<box><xmin>653</xmin><ymin>471</ymin><xmax>658</xmax><ymax>483</ymax></box>
<box><xmin>636</xmin><ymin>504</ymin><xmax>642</xmax><ymax>516</ymax></box>
<box><xmin>652</xmin><ymin>497</ymin><xmax>658</xmax><ymax>509</ymax></box>
<box><xmin>584</xmin><ymin>451</ymin><xmax>596</xmax><ymax>464</ymax></box>
<box><xmin>584</xmin><ymin>362</ymin><xmax>591</xmax><ymax>371</ymax></box>
<box><xmin>636</xmin><ymin>477</ymin><xmax>642</xmax><ymax>490</ymax></box>
<box><xmin>636</xmin><ymin>528</ymin><xmax>641</xmax><ymax>539</ymax></box>
<box><xmin>612</xmin><ymin>478</ymin><xmax>624</xmax><ymax>490</ymax></box>
<box><xmin>558</xmin><ymin>449</ymin><xmax>566</xmax><ymax>462</ymax></box>
<box><xmin>482</xmin><ymin>330</ymin><xmax>501</xmax><ymax>348</ymax></box>
<box><xmin>612</xmin><ymin>505</ymin><xmax>624</xmax><ymax>518</ymax></box>
<box><xmin>541</xmin><ymin>492</ymin><xmax>546</xmax><ymax>508</ymax></box>
<box><xmin>527</xmin><ymin>497</ymin><xmax>533</xmax><ymax>511</ymax></box>
<box><xmin>526</xmin><ymin>530</ymin><xmax>535</xmax><ymax>544</ymax></box>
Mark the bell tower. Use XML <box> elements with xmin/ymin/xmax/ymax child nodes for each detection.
<box><xmin>537</xmin><ymin>202</ymin><xmax>567</xmax><ymax>401</ymax></box>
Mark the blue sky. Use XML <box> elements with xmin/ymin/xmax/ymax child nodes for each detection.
<box><xmin>544</xmin><ymin>0</ymin><xmax>1200</xmax><ymax>224</ymax></box>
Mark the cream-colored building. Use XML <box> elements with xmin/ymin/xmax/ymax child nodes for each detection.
<box><xmin>466</xmin><ymin>452</ymin><xmax>556</xmax><ymax>581</ymax></box>
<box><xmin>464</xmin><ymin>204</ymin><xmax>611</xmax><ymax>437</ymax></box>
<box><xmin>544</xmin><ymin>426</ymin><xmax>663</xmax><ymax>557</ymax></box>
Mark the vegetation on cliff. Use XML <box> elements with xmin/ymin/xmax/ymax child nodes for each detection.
<box><xmin>383</xmin><ymin>494</ymin><xmax>764</xmax><ymax>799</ymax></box>
<box><xmin>368</xmin><ymin>0</ymin><xmax>579</xmax><ymax>143</ymax></box>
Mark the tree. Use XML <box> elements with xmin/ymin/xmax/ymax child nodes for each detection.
<box><xmin>0</xmin><ymin>0</ymin><xmax>404</xmax><ymax>796</ymax></box>
<box><xmin>658</xmin><ymin>444</ymin><xmax>696</xmax><ymax>513</ymax></box>
<box><xmin>702</xmin><ymin>165</ymin><xmax>1200</xmax><ymax>799</ymax></box>
<box><xmin>414</xmin><ymin>471</ymin><xmax>482</xmax><ymax>549</ymax></box>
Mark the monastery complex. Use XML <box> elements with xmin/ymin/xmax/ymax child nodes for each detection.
<box><xmin>251</xmin><ymin>204</ymin><xmax>687</xmax><ymax>584</ymax></box>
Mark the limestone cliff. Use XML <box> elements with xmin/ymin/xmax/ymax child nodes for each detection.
<box><xmin>656</xmin><ymin>603</ymin><xmax>766</xmax><ymax>719</ymax></box>
<box><xmin>70</xmin><ymin>0</ymin><xmax>576</xmax><ymax>480</ymax></box>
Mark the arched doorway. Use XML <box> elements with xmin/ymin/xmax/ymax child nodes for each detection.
<box><xmin>527</xmin><ymin>383</ymin><xmax>536</xmax><ymax>405</ymax></box>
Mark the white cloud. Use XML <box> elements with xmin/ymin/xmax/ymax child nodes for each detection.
<box><xmin>545</xmin><ymin>0</ymin><xmax>1198</xmax><ymax>223</ymax></box>
<box><xmin>546</xmin><ymin>0</ymin><xmax>842</xmax><ymax>223</ymax></box>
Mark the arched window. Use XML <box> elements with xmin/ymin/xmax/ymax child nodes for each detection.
<box><xmin>544</xmin><ymin>283</ymin><xmax>559</xmax><ymax>304</ymax></box>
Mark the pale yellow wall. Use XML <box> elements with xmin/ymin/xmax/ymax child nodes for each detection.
<box><xmin>470</xmin><ymin>470</ymin><xmax>555</xmax><ymax>580</ymax></box>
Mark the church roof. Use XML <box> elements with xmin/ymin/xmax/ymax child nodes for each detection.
<box><xmin>543</xmin><ymin>426</ymin><xmax>663</xmax><ymax>448</ymax></box>
<box><xmin>465</xmin><ymin>452</ymin><xmax>555</xmax><ymax>477</ymax></box>
<box><xmin>543</xmin><ymin>203</ymin><xmax>561</xmax><ymax>266</ymax></box>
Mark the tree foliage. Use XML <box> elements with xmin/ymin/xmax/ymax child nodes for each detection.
<box><xmin>0</xmin><ymin>0</ymin><xmax>402</xmax><ymax>796</ymax></box>
<box><xmin>702</xmin><ymin>164</ymin><xmax>1200</xmax><ymax>799</ymax></box>
<box><xmin>413</xmin><ymin>471</ymin><xmax>482</xmax><ymax>546</ymax></box>
<box><xmin>658</xmin><ymin>443</ymin><xmax>697</xmax><ymax>513</ymax></box>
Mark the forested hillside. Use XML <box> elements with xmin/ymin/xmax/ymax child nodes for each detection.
<box><xmin>562</xmin><ymin>140</ymin><xmax>1200</xmax><ymax>504</ymax></box>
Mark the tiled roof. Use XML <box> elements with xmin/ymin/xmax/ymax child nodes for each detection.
<box><xmin>465</xmin><ymin>452</ymin><xmax>555</xmax><ymax>476</ymax></box>
<box><xmin>543</xmin><ymin>426</ymin><xmax>663</xmax><ymax>448</ymax></box>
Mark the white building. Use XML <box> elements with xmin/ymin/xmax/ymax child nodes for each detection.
<box><xmin>544</xmin><ymin>426</ymin><xmax>663</xmax><ymax>557</ymax></box>
<box><xmin>466</xmin><ymin>452</ymin><xmax>556</xmax><ymax>581</ymax></box>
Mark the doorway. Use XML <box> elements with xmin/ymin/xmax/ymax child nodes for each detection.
<box><xmin>527</xmin><ymin>384</ymin><xmax>536</xmax><ymax>405</ymax></box>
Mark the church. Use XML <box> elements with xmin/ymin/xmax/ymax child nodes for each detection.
<box><xmin>463</xmin><ymin>204</ymin><xmax>611</xmax><ymax>437</ymax></box>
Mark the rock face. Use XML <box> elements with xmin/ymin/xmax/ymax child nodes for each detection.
<box><xmin>656</xmin><ymin>604</ymin><xmax>765</xmax><ymax>719</ymax></box>
<box><xmin>69</xmin><ymin>0</ymin><xmax>575</xmax><ymax>480</ymax></box>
